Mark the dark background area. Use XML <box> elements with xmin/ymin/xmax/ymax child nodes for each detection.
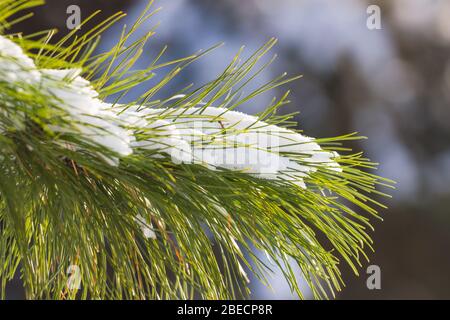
<box><xmin>7</xmin><ymin>0</ymin><xmax>450</xmax><ymax>299</ymax></box>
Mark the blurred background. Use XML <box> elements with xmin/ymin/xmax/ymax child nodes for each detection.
<box><xmin>8</xmin><ymin>0</ymin><xmax>450</xmax><ymax>299</ymax></box>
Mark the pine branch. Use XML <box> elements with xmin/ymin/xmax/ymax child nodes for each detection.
<box><xmin>0</xmin><ymin>0</ymin><xmax>393</xmax><ymax>300</ymax></box>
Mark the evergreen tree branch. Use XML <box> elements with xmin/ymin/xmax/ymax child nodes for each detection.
<box><xmin>0</xmin><ymin>0</ymin><xmax>393</xmax><ymax>299</ymax></box>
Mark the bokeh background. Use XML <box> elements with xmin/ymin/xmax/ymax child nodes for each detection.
<box><xmin>7</xmin><ymin>0</ymin><xmax>450</xmax><ymax>299</ymax></box>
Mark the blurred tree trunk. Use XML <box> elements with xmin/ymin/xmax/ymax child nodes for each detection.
<box><xmin>9</xmin><ymin>0</ymin><xmax>137</xmax><ymax>40</ymax></box>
